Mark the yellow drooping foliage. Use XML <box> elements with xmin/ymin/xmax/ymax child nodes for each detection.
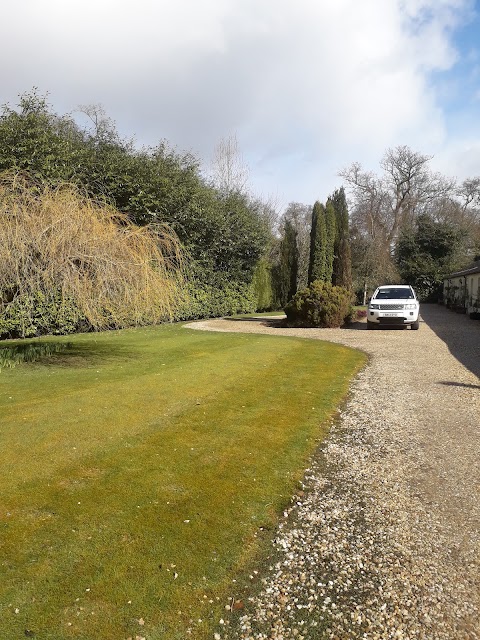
<box><xmin>0</xmin><ymin>173</ymin><xmax>184</xmax><ymax>336</ymax></box>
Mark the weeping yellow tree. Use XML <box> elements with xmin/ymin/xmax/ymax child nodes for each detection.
<box><xmin>0</xmin><ymin>174</ymin><xmax>184</xmax><ymax>338</ymax></box>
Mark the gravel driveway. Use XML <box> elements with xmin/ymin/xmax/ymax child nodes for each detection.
<box><xmin>189</xmin><ymin>304</ymin><xmax>480</xmax><ymax>639</ymax></box>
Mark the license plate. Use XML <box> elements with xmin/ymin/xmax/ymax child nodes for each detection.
<box><xmin>383</xmin><ymin>313</ymin><xmax>398</xmax><ymax>317</ymax></box>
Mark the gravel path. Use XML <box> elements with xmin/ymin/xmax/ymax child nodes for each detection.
<box><xmin>188</xmin><ymin>305</ymin><xmax>480</xmax><ymax>639</ymax></box>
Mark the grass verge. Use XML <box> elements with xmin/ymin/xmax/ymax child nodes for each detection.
<box><xmin>0</xmin><ymin>323</ymin><xmax>366</xmax><ymax>639</ymax></box>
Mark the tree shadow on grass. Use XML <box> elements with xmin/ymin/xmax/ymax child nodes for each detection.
<box><xmin>421</xmin><ymin>303</ymin><xmax>480</xmax><ymax>380</ymax></box>
<box><xmin>0</xmin><ymin>340</ymin><xmax>137</xmax><ymax>370</ymax></box>
<box><xmin>0</xmin><ymin>341</ymin><xmax>73</xmax><ymax>368</ymax></box>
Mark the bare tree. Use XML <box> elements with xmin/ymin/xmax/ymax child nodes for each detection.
<box><xmin>340</xmin><ymin>146</ymin><xmax>460</xmax><ymax>288</ymax></box>
<box><xmin>210</xmin><ymin>134</ymin><xmax>249</xmax><ymax>195</ymax></box>
<box><xmin>457</xmin><ymin>177</ymin><xmax>480</xmax><ymax>210</ymax></box>
<box><xmin>449</xmin><ymin>178</ymin><xmax>480</xmax><ymax>256</ymax></box>
<box><xmin>75</xmin><ymin>103</ymin><xmax>136</xmax><ymax>152</ymax></box>
<box><xmin>350</xmin><ymin>227</ymin><xmax>400</xmax><ymax>302</ymax></box>
<box><xmin>421</xmin><ymin>179</ymin><xmax>480</xmax><ymax>257</ymax></box>
<box><xmin>340</xmin><ymin>145</ymin><xmax>455</xmax><ymax>246</ymax></box>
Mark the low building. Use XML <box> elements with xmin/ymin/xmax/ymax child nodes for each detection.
<box><xmin>443</xmin><ymin>261</ymin><xmax>480</xmax><ymax>318</ymax></box>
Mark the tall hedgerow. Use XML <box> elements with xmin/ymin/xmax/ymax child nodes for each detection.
<box><xmin>0</xmin><ymin>92</ymin><xmax>270</xmax><ymax>322</ymax></box>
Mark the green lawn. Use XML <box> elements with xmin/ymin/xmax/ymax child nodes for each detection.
<box><xmin>0</xmin><ymin>323</ymin><xmax>366</xmax><ymax>639</ymax></box>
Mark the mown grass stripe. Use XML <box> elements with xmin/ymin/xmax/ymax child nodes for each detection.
<box><xmin>0</xmin><ymin>323</ymin><xmax>366</xmax><ymax>639</ymax></box>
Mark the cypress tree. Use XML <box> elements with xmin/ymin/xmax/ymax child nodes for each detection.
<box><xmin>330</xmin><ymin>187</ymin><xmax>352</xmax><ymax>289</ymax></box>
<box><xmin>324</xmin><ymin>200</ymin><xmax>336</xmax><ymax>284</ymax></box>
<box><xmin>308</xmin><ymin>201</ymin><xmax>327</xmax><ymax>284</ymax></box>
<box><xmin>274</xmin><ymin>220</ymin><xmax>299</xmax><ymax>307</ymax></box>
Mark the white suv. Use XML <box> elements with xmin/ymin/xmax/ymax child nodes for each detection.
<box><xmin>367</xmin><ymin>285</ymin><xmax>420</xmax><ymax>330</ymax></box>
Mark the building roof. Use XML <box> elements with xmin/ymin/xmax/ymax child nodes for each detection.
<box><xmin>444</xmin><ymin>260</ymin><xmax>480</xmax><ymax>279</ymax></box>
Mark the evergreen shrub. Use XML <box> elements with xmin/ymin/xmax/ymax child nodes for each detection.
<box><xmin>284</xmin><ymin>280</ymin><xmax>353</xmax><ymax>328</ymax></box>
<box><xmin>0</xmin><ymin>291</ymin><xmax>86</xmax><ymax>339</ymax></box>
<box><xmin>175</xmin><ymin>281</ymin><xmax>257</xmax><ymax>320</ymax></box>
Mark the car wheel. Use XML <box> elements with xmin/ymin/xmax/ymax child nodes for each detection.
<box><xmin>411</xmin><ymin>320</ymin><xmax>420</xmax><ymax>330</ymax></box>
<box><xmin>367</xmin><ymin>320</ymin><xmax>375</xmax><ymax>330</ymax></box>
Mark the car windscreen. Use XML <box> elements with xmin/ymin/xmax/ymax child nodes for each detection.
<box><xmin>374</xmin><ymin>289</ymin><xmax>414</xmax><ymax>299</ymax></box>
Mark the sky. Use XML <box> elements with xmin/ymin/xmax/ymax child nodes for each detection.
<box><xmin>1</xmin><ymin>0</ymin><xmax>479</xmax><ymax>210</ymax></box>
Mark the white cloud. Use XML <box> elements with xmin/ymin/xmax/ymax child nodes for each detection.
<box><xmin>0</xmin><ymin>0</ymin><xmax>477</xmax><ymax>204</ymax></box>
<box><xmin>431</xmin><ymin>136</ymin><xmax>480</xmax><ymax>182</ymax></box>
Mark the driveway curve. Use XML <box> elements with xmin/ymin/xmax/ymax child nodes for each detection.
<box><xmin>189</xmin><ymin>304</ymin><xmax>480</xmax><ymax>639</ymax></box>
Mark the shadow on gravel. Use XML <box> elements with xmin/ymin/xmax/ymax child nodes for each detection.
<box><xmin>421</xmin><ymin>303</ymin><xmax>480</xmax><ymax>380</ymax></box>
<box><xmin>228</xmin><ymin>317</ymin><xmax>286</xmax><ymax>328</ymax></box>
<box><xmin>227</xmin><ymin>317</ymin><xmax>419</xmax><ymax>332</ymax></box>
<box><xmin>229</xmin><ymin>317</ymin><xmax>372</xmax><ymax>331</ymax></box>
<box><xmin>439</xmin><ymin>381</ymin><xmax>480</xmax><ymax>390</ymax></box>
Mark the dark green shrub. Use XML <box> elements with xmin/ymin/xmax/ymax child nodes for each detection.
<box><xmin>174</xmin><ymin>281</ymin><xmax>257</xmax><ymax>321</ymax></box>
<box><xmin>0</xmin><ymin>291</ymin><xmax>86</xmax><ymax>339</ymax></box>
<box><xmin>284</xmin><ymin>280</ymin><xmax>353</xmax><ymax>328</ymax></box>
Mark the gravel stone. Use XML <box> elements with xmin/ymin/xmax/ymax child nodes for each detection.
<box><xmin>188</xmin><ymin>305</ymin><xmax>480</xmax><ymax>639</ymax></box>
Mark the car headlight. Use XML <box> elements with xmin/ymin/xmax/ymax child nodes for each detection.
<box><xmin>405</xmin><ymin>304</ymin><xmax>417</xmax><ymax>309</ymax></box>
<box><xmin>369</xmin><ymin>303</ymin><xmax>380</xmax><ymax>309</ymax></box>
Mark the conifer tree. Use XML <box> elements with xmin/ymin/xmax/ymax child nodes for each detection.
<box><xmin>308</xmin><ymin>201</ymin><xmax>327</xmax><ymax>283</ymax></box>
<box><xmin>330</xmin><ymin>187</ymin><xmax>352</xmax><ymax>290</ymax></box>
<box><xmin>324</xmin><ymin>200</ymin><xmax>336</xmax><ymax>284</ymax></box>
<box><xmin>274</xmin><ymin>220</ymin><xmax>299</xmax><ymax>307</ymax></box>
